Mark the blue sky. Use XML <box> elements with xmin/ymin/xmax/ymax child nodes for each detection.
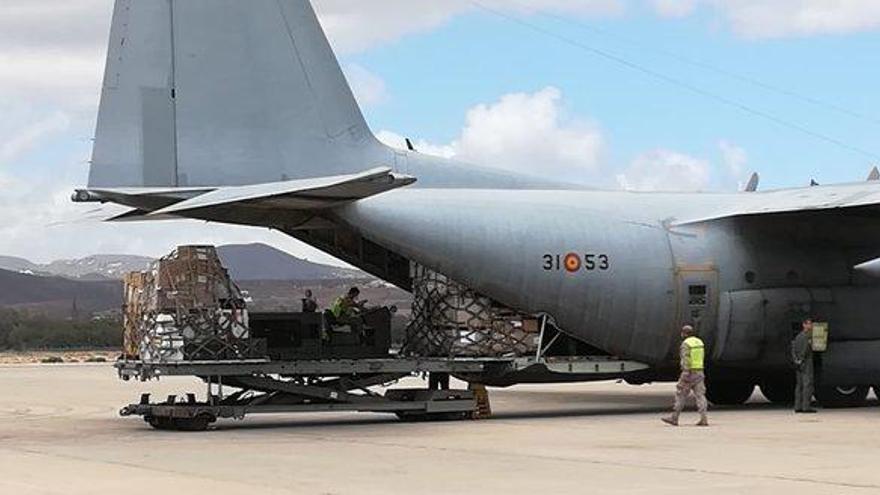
<box><xmin>349</xmin><ymin>8</ymin><xmax>879</xmax><ymax>188</ymax></box>
<box><xmin>1</xmin><ymin>0</ymin><xmax>879</xmax><ymax>261</ymax></box>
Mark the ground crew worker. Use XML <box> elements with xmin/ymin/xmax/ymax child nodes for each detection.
<box><xmin>663</xmin><ymin>325</ymin><xmax>709</xmax><ymax>427</ymax></box>
<box><xmin>301</xmin><ymin>289</ymin><xmax>318</xmax><ymax>313</ymax></box>
<box><xmin>791</xmin><ymin>318</ymin><xmax>817</xmax><ymax>413</ymax></box>
<box><xmin>329</xmin><ymin>287</ymin><xmax>363</xmax><ymax>331</ymax></box>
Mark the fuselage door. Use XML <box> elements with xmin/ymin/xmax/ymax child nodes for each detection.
<box><xmin>676</xmin><ymin>266</ymin><xmax>719</xmax><ymax>349</ymax></box>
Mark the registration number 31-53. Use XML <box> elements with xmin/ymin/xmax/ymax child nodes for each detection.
<box><xmin>543</xmin><ymin>253</ymin><xmax>610</xmax><ymax>273</ymax></box>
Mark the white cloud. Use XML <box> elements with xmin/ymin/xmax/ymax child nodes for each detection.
<box><xmin>616</xmin><ymin>149</ymin><xmax>711</xmax><ymax>192</ymax></box>
<box><xmin>455</xmin><ymin>87</ymin><xmax>604</xmax><ymax>180</ymax></box>
<box><xmin>0</xmin><ymin>0</ymin><xmax>111</xmax><ymax>109</ymax></box>
<box><xmin>376</xmin><ymin>130</ymin><xmax>456</xmax><ymax>159</ymax></box>
<box><xmin>379</xmin><ymin>87</ymin><xmax>604</xmax><ymax>182</ymax></box>
<box><xmin>719</xmin><ymin>139</ymin><xmax>748</xmax><ymax>177</ymax></box>
<box><xmin>343</xmin><ymin>64</ymin><xmax>389</xmax><ymax>107</ymax></box>
<box><xmin>313</xmin><ymin>0</ymin><xmax>624</xmax><ymax>53</ymax></box>
<box><xmin>378</xmin><ymin>88</ymin><xmax>748</xmax><ymax>192</ymax></box>
<box><xmin>718</xmin><ymin>0</ymin><xmax>880</xmax><ymax>39</ymax></box>
<box><xmin>655</xmin><ymin>1</ymin><xmax>880</xmax><ymax>38</ymax></box>
<box><xmin>0</xmin><ymin>0</ymin><xmax>111</xmax><ymax>50</ymax></box>
<box><xmin>652</xmin><ymin>0</ymin><xmax>698</xmax><ymax>18</ymax></box>
<box><xmin>0</xmin><ymin>111</ymin><xmax>71</xmax><ymax>164</ymax></box>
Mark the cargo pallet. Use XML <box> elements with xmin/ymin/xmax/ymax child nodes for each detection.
<box><xmin>116</xmin><ymin>356</ymin><xmax>648</xmax><ymax>431</ymax></box>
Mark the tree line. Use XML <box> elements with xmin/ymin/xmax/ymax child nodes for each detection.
<box><xmin>0</xmin><ymin>309</ymin><xmax>121</xmax><ymax>351</ymax></box>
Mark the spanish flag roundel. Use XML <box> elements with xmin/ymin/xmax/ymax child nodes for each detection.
<box><xmin>564</xmin><ymin>253</ymin><xmax>581</xmax><ymax>273</ymax></box>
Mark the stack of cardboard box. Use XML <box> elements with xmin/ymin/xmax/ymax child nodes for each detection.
<box><xmin>123</xmin><ymin>246</ymin><xmax>258</xmax><ymax>362</ymax></box>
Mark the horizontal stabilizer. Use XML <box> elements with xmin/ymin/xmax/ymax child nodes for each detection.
<box><xmin>855</xmin><ymin>258</ymin><xmax>880</xmax><ymax>277</ymax></box>
<box><xmin>105</xmin><ymin>209</ymin><xmax>182</xmax><ymax>222</ymax></box>
<box><xmin>148</xmin><ymin>167</ymin><xmax>415</xmax><ymax>217</ymax></box>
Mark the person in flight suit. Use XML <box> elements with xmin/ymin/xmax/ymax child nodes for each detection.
<box><xmin>662</xmin><ymin>325</ymin><xmax>709</xmax><ymax>427</ymax></box>
<box><xmin>791</xmin><ymin>318</ymin><xmax>817</xmax><ymax>413</ymax></box>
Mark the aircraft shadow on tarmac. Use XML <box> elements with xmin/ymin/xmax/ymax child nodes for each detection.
<box><xmin>198</xmin><ymin>392</ymin><xmax>878</xmax><ymax>432</ymax></box>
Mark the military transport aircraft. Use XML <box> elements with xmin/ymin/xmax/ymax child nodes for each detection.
<box><xmin>74</xmin><ymin>0</ymin><xmax>880</xmax><ymax>408</ymax></box>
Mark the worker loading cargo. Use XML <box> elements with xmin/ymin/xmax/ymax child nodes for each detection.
<box><xmin>327</xmin><ymin>287</ymin><xmax>366</xmax><ymax>336</ymax></box>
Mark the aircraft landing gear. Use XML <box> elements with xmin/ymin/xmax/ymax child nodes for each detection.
<box><xmin>706</xmin><ymin>380</ymin><xmax>755</xmax><ymax>406</ymax></box>
<box><xmin>816</xmin><ymin>385</ymin><xmax>870</xmax><ymax>408</ymax></box>
<box><xmin>759</xmin><ymin>377</ymin><xmax>795</xmax><ymax>405</ymax></box>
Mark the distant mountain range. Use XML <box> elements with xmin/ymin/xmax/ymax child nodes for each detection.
<box><xmin>0</xmin><ymin>254</ymin><xmax>152</xmax><ymax>281</ymax></box>
<box><xmin>0</xmin><ymin>269</ymin><xmax>121</xmax><ymax>316</ymax></box>
<box><xmin>0</xmin><ymin>244</ymin><xmax>400</xmax><ymax>318</ymax></box>
<box><xmin>217</xmin><ymin>244</ymin><xmax>362</xmax><ymax>281</ymax></box>
<box><xmin>0</xmin><ymin>243</ymin><xmax>363</xmax><ymax>282</ymax></box>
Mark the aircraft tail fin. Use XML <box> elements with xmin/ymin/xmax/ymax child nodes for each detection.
<box><xmin>89</xmin><ymin>0</ymin><xmax>387</xmax><ymax>189</ymax></box>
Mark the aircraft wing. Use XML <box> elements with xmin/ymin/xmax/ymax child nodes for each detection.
<box><xmin>675</xmin><ymin>181</ymin><xmax>880</xmax><ymax>226</ymax></box>
<box><xmin>674</xmin><ymin>181</ymin><xmax>880</xmax><ymax>253</ymax></box>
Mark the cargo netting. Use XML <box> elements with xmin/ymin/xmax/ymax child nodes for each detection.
<box><xmin>123</xmin><ymin>246</ymin><xmax>265</xmax><ymax>362</ymax></box>
<box><xmin>403</xmin><ymin>265</ymin><xmax>540</xmax><ymax>357</ymax></box>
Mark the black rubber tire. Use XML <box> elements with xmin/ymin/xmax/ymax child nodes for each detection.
<box><xmin>760</xmin><ymin>377</ymin><xmax>795</xmax><ymax>405</ymax></box>
<box><xmin>816</xmin><ymin>385</ymin><xmax>869</xmax><ymax>408</ymax></box>
<box><xmin>146</xmin><ymin>415</ymin><xmax>213</xmax><ymax>431</ymax></box>
<box><xmin>396</xmin><ymin>411</ymin><xmax>470</xmax><ymax>422</ymax></box>
<box><xmin>174</xmin><ymin>416</ymin><xmax>212</xmax><ymax>432</ymax></box>
<box><xmin>706</xmin><ymin>381</ymin><xmax>755</xmax><ymax>406</ymax></box>
<box><xmin>146</xmin><ymin>416</ymin><xmax>176</xmax><ymax>430</ymax></box>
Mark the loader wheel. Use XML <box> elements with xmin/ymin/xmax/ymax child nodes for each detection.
<box><xmin>816</xmin><ymin>385</ymin><xmax>869</xmax><ymax>408</ymax></box>
<box><xmin>145</xmin><ymin>414</ymin><xmax>214</xmax><ymax>431</ymax></box>
<box><xmin>146</xmin><ymin>416</ymin><xmax>175</xmax><ymax>430</ymax></box>
<box><xmin>173</xmin><ymin>415</ymin><xmax>214</xmax><ymax>432</ymax></box>
<box><xmin>395</xmin><ymin>411</ymin><xmax>470</xmax><ymax>422</ymax></box>
<box><xmin>706</xmin><ymin>381</ymin><xmax>754</xmax><ymax>406</ymax></box>
<box><xmin>760</xmin><ymin>377</ymin><xmax>795</xmax><ymax>405</ymax></box>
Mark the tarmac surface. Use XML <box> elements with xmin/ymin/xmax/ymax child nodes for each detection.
<box><xmin>0</xmin><ymin>364</ymin><xmax>878</xmax><ymax>495</ymax></box>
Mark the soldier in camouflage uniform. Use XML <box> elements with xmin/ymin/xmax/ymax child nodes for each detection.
<box><xmin>663</xmin><ymin>325</ymin><xmax>709</xmax><ymax>427</ymax></box>
<box><xmin>791</xmin><ymin>319</ymin><xmax>817</xmax><ymax>413</ymax></box>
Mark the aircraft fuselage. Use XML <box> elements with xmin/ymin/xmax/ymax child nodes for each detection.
<box><xmin>336</xmin><ymin>188</ymin><xmax>880</xmax><ymax>378</ymax></box>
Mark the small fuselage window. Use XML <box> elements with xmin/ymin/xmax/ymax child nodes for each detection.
<box><xmin>688</xmin><ymin>285</ymin><xmax>708</xmax><ymax>307</ymax></box>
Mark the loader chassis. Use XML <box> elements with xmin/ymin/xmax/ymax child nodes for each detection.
<box><xmin>117</xmin><ymin>356</ymin><xmax>649</xmax><ymax>430</ymax></box>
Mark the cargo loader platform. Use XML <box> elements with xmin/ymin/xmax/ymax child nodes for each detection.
<box><xmin>116</xmin><ymin>356</ymin><xmax>650</xmax><ymax>431</ymax></box>
<box><xmin>114</xmin><ymin>245</ymin><xmax>652</xmax><ymax>431</ymax></box>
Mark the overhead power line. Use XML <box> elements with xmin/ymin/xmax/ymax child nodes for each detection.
<box><xmin>529</xmin><ymin>8</ymin><xmax>880</xmax><ymax>128</ymax></box>
<box><xmin>467</xmin><ymin>0</ymin><xmax>880</xmax><ymax>161</ymax></box>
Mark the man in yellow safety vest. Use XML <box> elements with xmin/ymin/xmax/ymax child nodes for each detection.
<box><xmin>329</xmin><ymin>287</ymin><xmax>364</xmax><ymax>331</ymax></box>
<box><xmin>662</xmin><ymin>325</ymin><xmax>709</xmax><ymax>427</ymax></box>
